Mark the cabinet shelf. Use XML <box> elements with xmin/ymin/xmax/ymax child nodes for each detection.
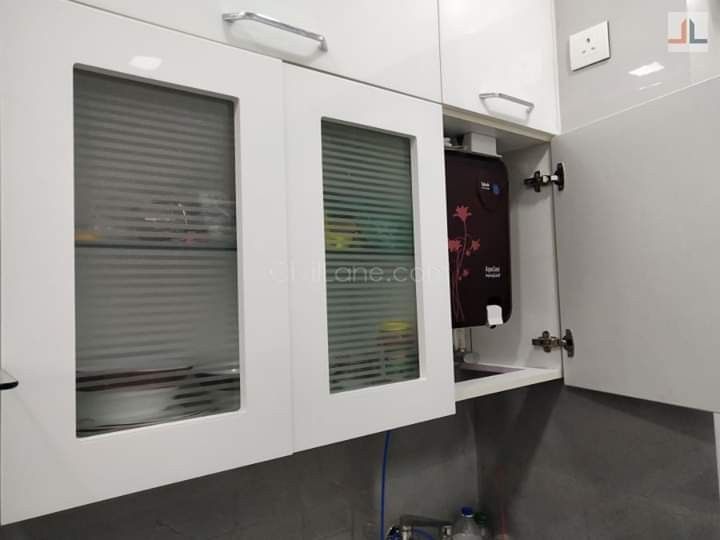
<box><xmin>455</xmin><ymin>362</ymin><xmax>562</xmax><ymax>402</ymax></box>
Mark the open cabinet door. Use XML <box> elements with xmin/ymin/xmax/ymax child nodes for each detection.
<box><xmin>552</xmin><ymin>75</ymin><xmax>720</xmax><ymax>412</ymax></box>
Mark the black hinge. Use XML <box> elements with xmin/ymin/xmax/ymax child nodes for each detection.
<box><xmin>0</xmin><ymin>368</ymin><xmax>19</xmax><ymax>391</ymax></box>
<box><xmin>532</xmin><ymin>329</ymin><xmax>574</xmax><ymax>358</ymax></box>
<box><xmin>524</xmin><ymin>162</ymin><xmax>565</xmax><ymax>192</ymax></box>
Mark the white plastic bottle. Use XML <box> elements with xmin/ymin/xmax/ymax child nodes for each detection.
<box><xmin>452</xmin><ymin>507</ymin><xmax>483</xmax><ymax>539</ymax></box>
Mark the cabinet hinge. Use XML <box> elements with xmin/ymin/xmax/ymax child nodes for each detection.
<box><xmin>0</xmin><ymin>368</ymin><xmax>19</xmax><ymax>391</ymax></box>
<box><xmin>532</xmin><ymin>329</ymin><xmax>574</xmax><ymax>357</ymax></box>
<box><xmin>524</xmin><ymin>162</ymin><xmax>565</xmax><ymax>192</ymax></box>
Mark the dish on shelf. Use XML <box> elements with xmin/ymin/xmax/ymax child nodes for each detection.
<box><xmin>76</xmin><ymin>365</ymin><xmax>240</xmax><ymax>435</ymax></box>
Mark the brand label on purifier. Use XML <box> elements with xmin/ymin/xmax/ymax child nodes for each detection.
<box><xmin>479</xmin><ymin>179</ymin><xmax>502</xmax><ymax>196</ymax></box>
<box><xmin>485</xmin><ymin>265</ymin><xmax>501</xmax><ymax>279</ymax></box>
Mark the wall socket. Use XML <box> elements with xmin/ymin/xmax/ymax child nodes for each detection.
<box><xmin>569</xmin><ymin>21</ymin><xmax>611</xmax><ymax>71</ymax></box>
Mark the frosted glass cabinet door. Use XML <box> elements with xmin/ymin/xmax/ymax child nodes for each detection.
<box><xmin>284</xmin><ymin>65</ymin><xmax>455</xmax><ymax>451</ymax></box>
<box><xmin>0</xmin><ymin>0</ymin><xmax>291</xmax><ymax>523</ymax></box>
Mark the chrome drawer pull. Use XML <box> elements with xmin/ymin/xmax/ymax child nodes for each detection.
<box><xmin>223</xmin><ymin>11</ymin><xmax>328</xmax><ymax>51</ymax></box>
<box><xmin>479</xmin><ymin>92</ymin><xmax>535</xmax><ymax>111</ymax></box>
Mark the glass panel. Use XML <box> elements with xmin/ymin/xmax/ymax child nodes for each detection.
<box><xmin>322</xmin><ymin>120</ymin><xmax>420</xmax><ymax>393</ymax></box>
<box><xmin>74</xmin><ymin>69</ymin><xmax>240</xmax><ymax>436</ymax></box>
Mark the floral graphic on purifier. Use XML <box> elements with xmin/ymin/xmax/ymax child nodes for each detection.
<box><xmin>448</xmin><ymin>205</ymin><xmax>481</xmax><ymax>322</ymax></box>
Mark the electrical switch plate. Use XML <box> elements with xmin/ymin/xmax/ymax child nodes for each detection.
<box><xmin>569</xmin><ymin>21</ymin><xmax>611</xmax><ymax>71</ymax></box>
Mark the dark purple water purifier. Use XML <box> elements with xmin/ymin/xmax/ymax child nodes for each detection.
<box><xmin>445</xmin><ymin>149</ymin><xmax>511</xmax><ymax>329</ymax></box>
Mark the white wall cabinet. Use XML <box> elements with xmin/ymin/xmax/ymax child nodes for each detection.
<box><xmin>284</xmin><ymin>65</ymin><xmax>455</xmax><ymax>451</ymax></box>
<box><xmin>449</xmin><ymin>139</ymin><xmax>564</xmax><ymax>401</ymax></box>
<box><xmin>3</xmin><ymin>0</ymin><xmax>716</xmax><ymax>527</ymax></box>
<box><xmin>459</xmin><ymin>71</ymin><xmax>720</xmax><ymax>414</ymax></box>
<box><xmin>0</xmin><ymin>0</ymin><xmax>292</xmax><ymax>524</ymax></box>
<box><xmin>450</xmin><ymin>73</ymin><xmax>720</xmax><ymax>415</ymax></box>
<box><xmin>71</xmin><ymin>0</ymin><xmax>443</xmax><ymax>102</ymax></box>
<box><xmin>0</xmin><ymin>0</ymin><xmax>454</xmax><ymax>522</ymax></box>
<box><xmin>439</xmin><ymin>0</ymin><xmax>561</xmax><ymax>134</ymax></box>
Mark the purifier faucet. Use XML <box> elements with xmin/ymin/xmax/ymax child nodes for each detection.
<box><xmin>386</xmin><ymin>515</ymin><xmax>453</xmax><ymax>539</ymax></box>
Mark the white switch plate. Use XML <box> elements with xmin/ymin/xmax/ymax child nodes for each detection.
<box><xmin>569</xmin><ymin>21</ymin><xmax>611</xmax><ymax>71</ymax></box>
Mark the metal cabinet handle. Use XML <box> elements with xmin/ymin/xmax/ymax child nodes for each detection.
<box><xmin>223</xmin><ymin>11</ymin><xmax>328</xmax><ymax>51</ymax></box>
<box><xmin>0</xmin><ymin>369</ymin><xmax>18</xmax><ymax>391</ymax></box>
<box><xmin>479</xmin><ymin>92</ymin><xmax>535</xmax><ymax>112</ymax></box>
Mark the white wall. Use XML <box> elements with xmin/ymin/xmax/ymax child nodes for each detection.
<box><xmin>555</xmin><ymin>0</ymin><xmax>720</xmax><ymax>131</ymax></box>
